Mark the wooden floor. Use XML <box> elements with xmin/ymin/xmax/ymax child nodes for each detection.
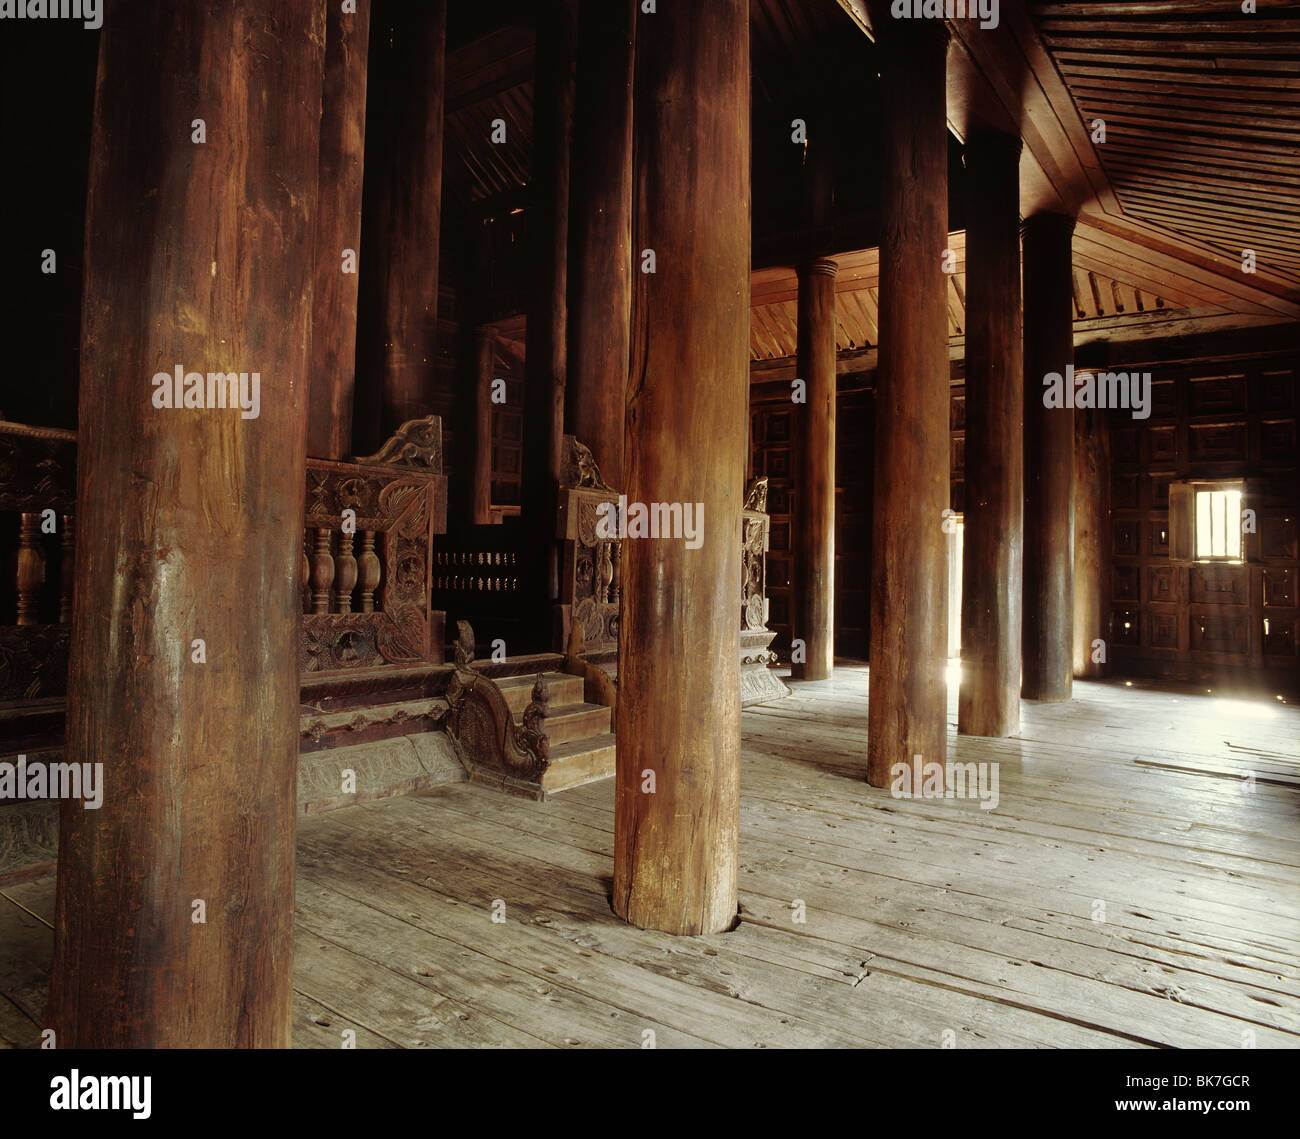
<box><xmin>3</xmin><ymin>663</ymin><xmax>1299</xmax><ymax>1048</ymax></box>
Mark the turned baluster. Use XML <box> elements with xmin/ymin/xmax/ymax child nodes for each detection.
<box><xmin>16</xmin><ymin>513</ymin><xmax>45</xmax><ymax>626</ymax></box>
<box><xmin>358</xmin><ymin>530</ymin><xmax>380</xmax><ymax>613</ymax></box>
<box><xmin>58</xmin><ymin>513</ymin><xmax>76</xmax><ymax>623</ymax></box>
<box><xmin>309</xmin><ymin>527</ymin><xmax>335</xmax><ymax>614</ymax></box>
<box><xmin>334</xmin><ymin>530</ymin><xmax>358</xmax><ymax>613</ymax></box>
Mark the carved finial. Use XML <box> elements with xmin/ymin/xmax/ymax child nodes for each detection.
<box><xmin>561</xmin><ymin>434</ymin><xmax>612</xmax><ymax>491</ymax></box>
<box><xmin>352</xmin><ymin>415</ymin><xmax>443</xmax><ymax>471</ymax></box>
<box><xmin>454</xmin><ymin>620</ymin><xmax>476</xmax><ymax>670</ymax></box>
<box><xmin>566</xmin><ymin>616</ymin><xmax>583</xmax><ymax>662</ymax></box>
<box><xmin>522</xmin><ymin>673</ymin><xmax>550</xmax><ymax>735</ymax></box>
<box><xmin>531</xmin><ymin>672</ymin><xmax>550</xmax><ymax>709</ymax></box>
<box><xmin>744</xmin><ymin>476</ymin><xmax>769</xmax><ymax>513</ymax></box>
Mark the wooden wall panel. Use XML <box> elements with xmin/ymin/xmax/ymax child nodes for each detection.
<box><xmin>1110</xmin><ymin>349</ymin><xmax>1299</xmax><ymax>690</ymax></box>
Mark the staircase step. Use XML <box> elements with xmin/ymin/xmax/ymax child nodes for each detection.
<box><xmin>496</xmin><ymin>671</ymin><xmax>583</xmax><ymax>716</ymax></box>
<box><xmin>543</xmin><ymin>702</ymin><xmax>612</xmax><ymax>746</ymax></box>
<box><xmin>542</xmin><ymin>732</ymin><xmax>616</xmax><ymax>793</ymax></box>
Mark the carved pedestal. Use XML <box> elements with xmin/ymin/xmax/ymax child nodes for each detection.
<box><xmin>741</xmin><ymin>479</ymin><xmax>790</xmax><ymax>707</ymax></box>
<box><xmin>556</xmin><ymin>435</ymin><xmax>620</xmax><ymax>662</ymax></box>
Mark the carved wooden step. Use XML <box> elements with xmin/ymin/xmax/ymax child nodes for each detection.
<box><xmin>495</xmin><ymin>671</ymin><xmax>583</xmax><ymax>717</ymax></box>
<box><xmin>542</xmin><ymin>732</ymin><xmax>616</xmax><ymax>793</ymax></box>
<box><xmin>541</xmin><ymin>701</ymin><xmax>612</xmax><ymax>747</ymax></box>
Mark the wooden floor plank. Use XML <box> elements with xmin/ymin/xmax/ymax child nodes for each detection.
<box><xmin>0</xmin><ymin>665</ymin><xmax>1295</xmax><ymax>1048</ymax></box>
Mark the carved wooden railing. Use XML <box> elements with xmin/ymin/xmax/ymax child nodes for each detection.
<box><xmin>0</xmin><ymin>416</ymin><xmax>448</xmax><ymax>704</ymax></box>
<box><xmin>432</xmin><ymin>547</ymin><xmax>521</xmax><ymax>596</ymax></box>
<box><xmin>300</xmin><ymin>449</ymin><xmax>447</xmax><ymax>675</ymax></box>
<box><xmin>430</xmin><ymin>520</ymin><xmax>528</xmax><ymax>649</ymax></box>
<box><xmin>0</xmin><ymin>421</ymin><xmax>77</xmax><ymax>701</ymax></box>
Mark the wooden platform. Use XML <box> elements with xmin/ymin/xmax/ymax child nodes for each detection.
<box><xmin>3</xmin><ymin>663</ymin><xmax>1298</xmax><ymax>1048</ymax></box>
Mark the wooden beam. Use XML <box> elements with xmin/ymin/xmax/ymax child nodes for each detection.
<box><xmin>614</xmin><ymin>0</ymin><xmax>749</xmax><ymax>936</ymax></box>
<box><xmin>50</xmin><ymin>0</ymin><xmax>323</xmax><ymax>1048</ymax></box>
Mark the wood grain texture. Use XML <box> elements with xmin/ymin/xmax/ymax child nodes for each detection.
<box><xmin>521</xmin><ymin>0</ymin><xmax>578</xmax><ymax>646</ymax></box>
<box><xmin>959</xmin><ymin>130</ymin><xmax>1023</xmax><ymax>737</ymax></box>
<box><xmin>866</xmin><ymin>16</ymin><xmax>949</xmax><ymax>787</ymax></box>
<box><xmin>1073</xmin><ymin>400</ymin><xmax>1111</xmax><ymax>679</ymax></box>
<box><xmin>794</xmin><ymin>259</ymin><xmax>838</xmax><ymax>682</ymax></box>
<box><xmin>614</xmin><ymin>0</ymin><xmax>750</xmax><ymax>935</ymax></box>
<box><xmin>49</xmin><ymin>0</ymin><xmax>325</xmax><ymax>1047</ymax></box>
<box><xmin>565</xmin><ymin>0</ymin><xmax>635</xmax><ymax>490</ymax></box>
<box><xmin>353</xmin><ymin>0</ymin><xmax>446</xmax><ymax>452</ymax></box>
<box><xmin>307</xmin><ymin>0</ymin><xmax>370</xmax><ymax>460</ymax></box>
<box><xmin>1022</xmin><ymin>212</ymin><xmax>1077</xmax><ymax>702</ymax></box>
<box><xmin>9</xmin><ymin>667</ymin><xmax>1300</xmax><ymax>1048</ymax></box>
<box><xmin>471</xmin><ymin>326</ymin><xmax>495</xmax><ymax>527</ymax></box>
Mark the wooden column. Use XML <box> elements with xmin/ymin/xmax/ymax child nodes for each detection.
<box><xmin>566</xmin><ymin>0</ymin><xmax>634</xmax><ymax>489</ymax></box>
<box><xmin>472</xmin><ymin>325</ymin><xmax>496</xmax><ymax>526</ymax></box>
<box><xmin>1074</xmin><ymin>405</ymin><xmax>1111</xmax><ymax>677</ymax></box>
<box><xmin>614</xmin><ymin>0</ymin><xmax>749</xmax><ymax>935</ymax></box>
<box><xmin>1021</xmin><ymin>213</ymin><xmax>1076</xmax><ymax>701</ymax></box>
<box><xmin>958</xmin><ymin>129</ymin><xmax>1023</xmax><ymax>737</ymax></box>
<box><xmin>307</xmin><ymin>0</ymin><xmax>370</xmax><ymax>460</ymax></box>
<box><xmin>50</xmin><ymin>0</ymin><xmax>323</xmax><ymax>1048</ymax></box>
<box><xmin>865</xmin><ymin>17</ymin><xmax>949</xmax><ymax>788</ymax></box>
<box><xmin>522</xmin><ymin>0</ymin><xmax>578</xmax><ymax>647</ymax></box>
<box><xmin>794</xmin><ymin>257</ymin><xmax>838</xmax><ymax>681</ymax></box>
<box><xmin>353</xmin><ymin>0</ymin><xmax>446</xmax><ymax>453</ymax></box>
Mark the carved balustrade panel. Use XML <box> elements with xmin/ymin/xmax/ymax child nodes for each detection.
<box><xmin>300</xmin><ymin>456</ymin><xmax>445</xmax><ymax>675</ymax></box>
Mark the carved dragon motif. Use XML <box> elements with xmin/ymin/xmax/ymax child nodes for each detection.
<box><xmin>560</xmin><ymin>434</ymin><xmax>612</xmax><ymax>491</ymax></box>
<box><xmin>352</xmin><ymin>415</ymin><xmax>443</xmax><ymax>471</ymax></box>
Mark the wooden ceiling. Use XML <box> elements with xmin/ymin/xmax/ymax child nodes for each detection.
<box><xmin>1035</xmin><ymin>0</ymin><xmax>1300</xmax><ymax>287</ymax></box>
<box><xmin>748</xmin><ymin>231</ymin><xmax>1189</xmax><ymax>360</ymax></box>
<box><xmin>936</xmin><ymin>0</ymin><xmax>1300</xmax><ymax>327</ymax></box>
<box><xmin>443</xmin><ymin>0</ymin><xmax>860</xmax><ymax>216</ymax></box>
<box><xmin>448</xmin><ymin>0</ymin><xmax>1300</xmax><ymax>354</ymax></box>
<box><xmin>444</xmin><ymin>25</ymin><xmax>534</xmax><ymax>213</ymax></box>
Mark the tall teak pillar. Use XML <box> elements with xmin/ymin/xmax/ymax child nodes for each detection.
<box><xmin>50</xmin><ymin>0</ymin><xmax>324</xmax><ymax>1047</ymax></box>
<box><xmin>794</xmin><ymin>257</ymin><xmax>838</xmax><ymax>682</ymax></box>
<box><xmin>614</xmin><ymin>0</ymin><xmax>750</xmax><ymax>935</ymax></box>
<box><xmin>958</xmin><ymin>130</ymin><xmax>1023</xmax><ymax>737</ymax></box>
<box><xmin>1074</xmin><ymin>405</ymin><xmax>1111</xmax><ymax>677</ymax></box>
<box><xmin>1021</xmin><ymin>213</ymin><xmax>1076</xmax><ymax>701</ymax></box>
<box><xmin>354</xmin><ymin>0</ymin><xmax>446</xmax><ymax>453</ymax></box>
<box><xmin>522</xmin><ymin>0</ymin><xmax>578</xmax><ymax>647</ymax></box>
<box><xmin>307</xmin><ymin>0</ymin><xmax>371</xmax><ymax>460</ymax></box>
<box><xmin>866</xmin><ymin>16</ymin><xmax>950</xmax><ymax>788</ymax></box>
<box><xmin>566</xmin><ymin>0</ymin><xmax>635</xmax><ymax>488</ymax></box>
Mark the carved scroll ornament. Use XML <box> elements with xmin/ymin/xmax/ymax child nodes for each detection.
<box><xmin>444</xmin><ymin>621</ymin><xmax>552</xmax><ymax>799</ymax></box>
